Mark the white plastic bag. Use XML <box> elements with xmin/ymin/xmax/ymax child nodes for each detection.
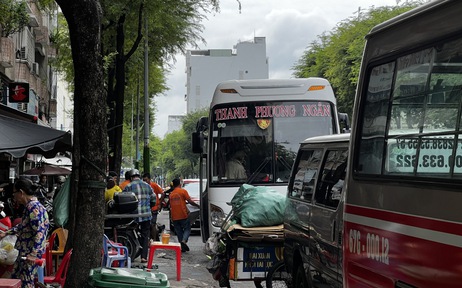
<box><xmin>0</xmin><ymin>235</ymin><xmax>18</xmax><ymax>265</ymax></box>
<box><xmin>203</xmin><ymin>233</ymin><xmax>226</xmax><ymax>257</ymax></box>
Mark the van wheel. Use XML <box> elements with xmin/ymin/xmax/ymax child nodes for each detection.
<box><xmin>266</xmin><ymin>260</ymin><xmax>292</xmax><ymax>288</ymax></box>
<box><xmin>293</xmin><ymin>265</ymin><xmax>310</xmax><ymax>288</ymax></box>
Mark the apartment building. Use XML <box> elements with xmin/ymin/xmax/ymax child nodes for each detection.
<box><xmin>0</xmin><ymin>1</ymin><xmax>57</xmax><ymax>126</ymax></box>
<box><xmin>0</xmin><ymin>2</ymin><xmax>69</xmax><ymax>179</ymax></box>
<box><xmin>185</xmin><ymin>36</ymin><xmax>269</xmax><ymax>113</ymax></box>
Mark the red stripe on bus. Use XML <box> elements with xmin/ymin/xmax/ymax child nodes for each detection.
<box><xmin>344</xmin><ymin>204</ymin><xmax>462</xmax><ymax>236</ymax></box>
<box><xmin>344</xmin><ymin>221</ymin><xmax>462</xmax><ymax>287</ymax></box>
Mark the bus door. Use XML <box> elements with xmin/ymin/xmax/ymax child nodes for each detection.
<box><xmin>309</xmin><ymin>148</ymin><xmax>347</xmax><ymax>286</ymax></box>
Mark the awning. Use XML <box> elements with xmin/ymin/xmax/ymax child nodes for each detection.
<box><xmin>0</xmin><ymin>114</ymin><xmax>72</xmax><ymax>158</ymax></box>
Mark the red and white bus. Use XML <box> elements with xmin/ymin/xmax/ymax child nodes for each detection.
<box><xmin>344</xmin><ymin>0</ymin><xmax>462</xmax><ymax>287</ymax></box>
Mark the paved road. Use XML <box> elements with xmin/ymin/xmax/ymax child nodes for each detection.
<box><xmin>131</xmin><ymin>211</ymin><xmax>251</xmax><ymax>288</ymax></box>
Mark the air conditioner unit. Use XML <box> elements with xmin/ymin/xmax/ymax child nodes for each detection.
<box><xmin>20</xmin><ymin>47</ymin><xmax>27</xmax><ymax>60</ymax></box>
<box><xmin>32</xmin><ymin>62</ymin><xmax>39</xmax><ymax>75</ymax></box>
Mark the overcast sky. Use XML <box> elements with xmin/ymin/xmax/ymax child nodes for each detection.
<box><xmin>153</xmin><ymin>0</ymin><xmax>398</xmax><ymax>138</ymax></box>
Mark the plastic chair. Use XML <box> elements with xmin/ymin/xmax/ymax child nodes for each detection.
<box><xmin>102</xmin><ymin>234</ymin><xmax>131</xmax><ymax>268</ymax></box>
<box><xmin>51</xmin><ymin>228</ymin><xmax>68</xmax><ymax>271</ymax></box>
<box><xmin>43</xmin><ymin>249</ymin><xmax>72</xmax><ymax>288</ymax></box>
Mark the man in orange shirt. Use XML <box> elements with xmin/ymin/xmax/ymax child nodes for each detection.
<box><xmin>169</xmin><ymin>178</ymin><xmax>199</xmax><ymax>252</ymax></box>
<box><xmin>142</xmin><ymin>172</ymin><xmax>164</xmax><ymax>240</ymax></box>
<box><xmin>119</xmin><ymin>170</ymin><xmax>131</xmax><ymax>190</ymax></box>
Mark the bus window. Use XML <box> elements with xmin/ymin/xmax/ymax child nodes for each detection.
<box><xmin>357</xmin><ymin>37</ymin><xmax>462</xmax><ymax>178</ymax></box>
<box><xmin>356</xmin><ymin>62</ymin><xmax>395</xmax><ymax>174</ymax></box>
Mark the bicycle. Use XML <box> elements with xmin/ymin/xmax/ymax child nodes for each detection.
<box><xmin>266</xmin><ymin>260</ymin><xmax>292</xmax><ymax>288</ymax></box>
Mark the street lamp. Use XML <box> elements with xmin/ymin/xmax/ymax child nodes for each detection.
<box><xmin>156</xmin><ymin>166</ymin><xmax>163</xmax><ymax>187</ymax></box>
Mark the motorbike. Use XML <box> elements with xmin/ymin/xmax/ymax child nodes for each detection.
<box><xmin>104</xmin><ymin>217</ymin><xmax>142</xmax><ymax>261</ymax></box>
<box><xmin>104</xmin><ymin>192</ymin><xmax>142</xmax><ymax>261</ymax></box>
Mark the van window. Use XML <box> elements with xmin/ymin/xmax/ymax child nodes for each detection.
<box><xmin>314</xmin><ymin>149</ymin><xmax>348</xmax><ymax>208</ymax></box>
<box><xmin>289</xmin><ymin>149</ymin><xmax>323</xmax><ymax>202</ymax></box>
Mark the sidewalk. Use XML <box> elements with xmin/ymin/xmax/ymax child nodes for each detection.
<box><xmin>132</xmin><ymin>241</ymin><xmax>219</xmax><ymax>288</ymax></box>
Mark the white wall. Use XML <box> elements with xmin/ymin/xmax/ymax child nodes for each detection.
<box><xmin>185</xmin><ymin>37</ymin><xmax>268</xmax><ymax>113</ymax></box>
<box><xmin>52</xmin><ymin>73</ymin><xmax>73</xmax><ymax>133</ymax></box>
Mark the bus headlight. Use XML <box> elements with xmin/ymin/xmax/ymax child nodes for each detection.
<box><xmin>210</xmin><ymin>204</ymin><xmax>226</xmax><ymax>227</ymax></box>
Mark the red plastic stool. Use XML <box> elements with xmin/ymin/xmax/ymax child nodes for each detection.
<box><xmin>146</xmin><ymin>241</ymin><xmax>181</xmax><ymax>281</ymax></box>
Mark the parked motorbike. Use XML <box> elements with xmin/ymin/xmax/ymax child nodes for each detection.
<box><xmin>105</xmin><ymin>192</ymin><xmax>142</xmax><ymax>261</ymax></box>
<box><xmin>104</xmin><ymin>217</ymin><xmax>142</xmax><ymax>261</ymax></box>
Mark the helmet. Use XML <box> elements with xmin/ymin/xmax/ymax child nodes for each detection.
<box><xmin>128</xmin><ymin>169</ymin><xmax>140</xmax><ymax>178</ymax></box>
<box><xmin>57</xmin><ymin>176</ymin><xmax>66</xmax><ymax>183</ymax></box>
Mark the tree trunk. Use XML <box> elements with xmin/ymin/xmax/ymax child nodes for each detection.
<box><xmin>55</xmin><ymin>1</ymin><xmax>106</xmax><ymax>287</ymax></box>
<box><xmin>108</xmin><ymin>6</ymin><xmax>143</xmax><ymax>176</ymax></box>
<box><xmin>111</xmin><ymin>13</ymin><xmax>126</xmax><ymax>180</ymax></box>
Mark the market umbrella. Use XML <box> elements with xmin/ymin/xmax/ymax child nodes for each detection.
<box><xmin>22</xmin><ymin>165</ymin><xmax>71</xmax><ymax>176</ymax></box>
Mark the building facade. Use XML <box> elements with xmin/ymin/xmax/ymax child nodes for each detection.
<box><xmin>167</xmin><ymin>115</ymin><xmax>185</xmax><ymax>135</ymax></box>
<box><xmin>185</xmin><ymin>36</ymin><xmax>269</xmax><ymax>113</ymax></box>
<box><xmin>0</xmin><ymin>1</ymin><xmax>64</xmax><ymax>179</ymax></box>
<box><xmin>0</xmin><ymin>1</ymin><xmax>58</xmax><ymax>125</ymax></box>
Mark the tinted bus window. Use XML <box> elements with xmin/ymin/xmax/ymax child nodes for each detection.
<box><xmin>356</xmin><ymin>37</ymin><xmax>462</xmax><ymax>178</ymax></box>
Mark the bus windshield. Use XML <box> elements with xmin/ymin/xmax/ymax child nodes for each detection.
<box><xmin>210</xmin><ymin>100</ymin><xmax>335</xmax><ymax>185</ymax></box>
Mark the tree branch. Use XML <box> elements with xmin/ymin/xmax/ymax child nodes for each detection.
<box><xmin>124</xmin><ymin>3</ymin><xmax>143</xmax><ymax>63</ymax></box>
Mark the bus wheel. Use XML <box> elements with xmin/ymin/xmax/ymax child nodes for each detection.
<box><xmin>294</xmin><ymin>265</ymin><xmax>310</xmax><ymax>288</ymax></box>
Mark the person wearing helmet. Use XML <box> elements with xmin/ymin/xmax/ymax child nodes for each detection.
<box><xmin>57</xmin><ymin>176</ymin><xmax>66</xmax><ymax>184</ymax></box>
<box><xmin>50</xmin><ymin>175</ymin><xmax>66</xmax><ymax>200</ymax></box>
<box><xmin>122</xmin><ymin>169</ymin><xmax>155</xmax><ymax>263</ymax></box>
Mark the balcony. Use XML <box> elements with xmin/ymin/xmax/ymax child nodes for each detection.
<box><xmin>25</xmin><ymin>1</ymin><xmax>41</xmax><ymax>27</ymax></box>
<box><xmin>47</xmin><ymin>46</ymin><xmax>57</xmax><ymax>59</ymax></box>
<box><xmin>15</xmin><ymin>62</ymin><xmax>33</xmax><ymax>86</ymax></box>
<box><xmin>34</xmin><ymin>26</ymin><xmax>49</xmax><ymax>45</ymax></box>
<box><xmin>0</xmin><ymin>37</ymin><xmax>14</xmax><ymax>68</ymax></box>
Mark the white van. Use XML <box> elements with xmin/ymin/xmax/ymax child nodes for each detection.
<box><xmin>283</xmin><ymin>133</ymin><xmax>349</xmax><ymax>287</ymax></box>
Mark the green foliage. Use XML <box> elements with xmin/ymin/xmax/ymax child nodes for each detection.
<box><xmin>0</xmin><ymin>0</ymin><xmax>29</xmax><ymax>37</ymax></box>
<box><xmin>50</xmin><ymin>13</ymin><xmax>74</xmax><ymax>85</ymax></box>
<box><xmin>51</xmin><ymin>0</ymin><xmax>220</xmax><ymax>176</ymax></box>
<box><xmin>156</xmin><ymin>108</ymin><xmax>208</xmax><ymax>180</ymax></box>
<box><xmin>102</xmin><ymin>0</ymin><xmax>218</xmax><ymax>173</ymax></box>
<box><xmin>293</xmin><ymin>1</ymin><xmax>425</xmax><ymax>117</ymax></box>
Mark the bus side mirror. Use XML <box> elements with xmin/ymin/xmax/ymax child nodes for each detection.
<box><xmin>192</xmin><ymin>132</ymin><xmax>202</xmax><ymax>153</ymax></box>
<box><xmin>192</xmin><ymin>116</ymin><xmax>209</xmax><ymax>154</ymax></box>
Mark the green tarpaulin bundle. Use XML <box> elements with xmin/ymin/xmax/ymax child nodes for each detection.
<box><xmin>230</xmin><ymin>184</ymin><xmax>286</xmax><ymax>227</ymax></box>
<box><xmin>53</xmin><ymin>175</ymin><xmax>71</xmax><ymax>228</ymax></box>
